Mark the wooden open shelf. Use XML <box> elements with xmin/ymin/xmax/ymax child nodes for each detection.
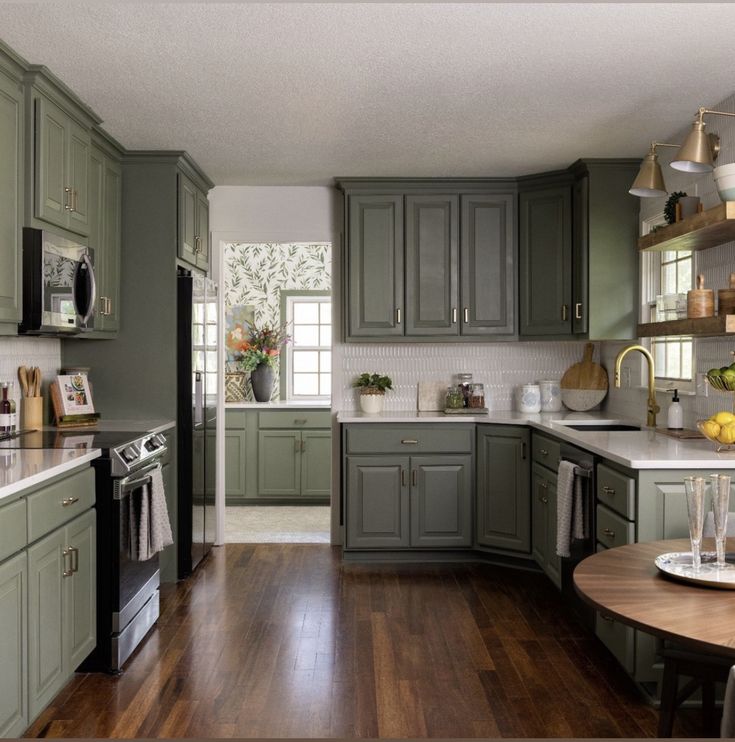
<box><xmin>638</xmin><ymin>202</ymin><xmax>735</xmax><ymax>252</ymax></box>
<box><xmin>637</xmin><ymin>314</ymin><xmax>735</xmax><ymax>338</ymax></box>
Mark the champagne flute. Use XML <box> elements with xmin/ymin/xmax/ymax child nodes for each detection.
<box><xmin>684</xmin><ymin>476</ymin><xmax>707</xmax><ymax>571</ymax></box>
<box><xmin>710</xmin><ymin>473</ymin><xmax>731</xmax><ymax>568</ymax></box>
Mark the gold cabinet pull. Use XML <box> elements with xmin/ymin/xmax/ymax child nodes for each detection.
<box><xmin>70</xmin><ymin>546</ymin><xmax>79</xmax><ymax>573</ymax></box>
<box><xmin>452</xmin><ymin>307</ymin><xmax>457</xmax><ymax>324</ymax></box>
<box><xmin>602</xmin><ymin>528</ymin><xmax>616</xmax><ymax>539</ymax></box>
<box><xmin>540</xmin><ymin>495</ymin><xmax>548</xmax><ymax>504</ymax></box>
<box><xmin>62</xmin><ymin>547</ymin><xmax>73</xmax><ymax>577</ymax></box>
<box><xmin>396</xmin><ymin>308</ymin><xmax>401</xmax><ymax>325</ymax></box>
<box><xmin>401</xmin><ymin>469</ymin><xmax>407</xmax><ymax>487</ymax></box>
<box><xmin>562</xmin><ymin>304</ymin><xmax>568</xmax><ymax>321</ymax></box>
<box><xmin>72</xmin><ymin>188</ymin><xmax>78</xmax><ymax>213</ymax></box>
<box><xmin>64</xmin><ymin>186</ymin><xmax>73</xmax><ymax>211</ymax></box>
<box><xmin>400</xmin><ymin>439</ymin><xmax>418</xmax><ymax>445</ymax></box>
<box><xmin>575</xmin><ymin>302</ymin><xmax>583</xmax><ymax>320</ymax></box>
<box><xmin>62</xmin><ymin>496</ymin><xmax>79</xmax><ymax>507</ymax></box>
<box><xmin>463</xmin><ymin>307</ymin><xmax>469</xmax><ymax>324</ymax></box>
<box><xmin>600</xmin><ymin>613</ymin><xmax>615</xmax><ymax>623</ymax></box>
<box><xmin>294</xmin><ymin>438</ymin><xmax>301</xmax><ymax>453</ymax></box>
<box><xmin>602</xmin><ymin>485</ymin><xmax>616</xmax><ymax>496</ymax></box>
<box><xmin>294</xmin><ymin>419</ymin><xmax>307</xmax><ymax>425</ymax></box>
<box><xmin>539</xmin><ymin>448</ymin><xmax>548</xmax><ymax>456</ymax></box>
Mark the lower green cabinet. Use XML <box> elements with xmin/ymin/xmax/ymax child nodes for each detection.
<box><xmin>28</xmin><ymin>508</ymin><xmax>96</xmax><ymax>720</ymax></box>
<box><xmin>345</xmin><ymin>453</ymin><xmax>472</xmax><ymax>550</ymax></box>
<box><xmin>222</xmin><ymin>430</ymin><xmax>247</xmax><ymax>499</ymax></box>
<box><xmin>257</xmin><ymin>430</ymin><xmax>331</xmax><ymax>498</ymax></box>
<box><xmin>476</xmin><ymin>425</ymin><xmax>530</xmax><ymax>552</ymax></box>
<box><xmin>531</xmin><ymin>463</ymin><xmax>561</xmax><ymax>588</ymax></box>
<box><xmin>301</xmin><ymin>431</ymin><xmax>331</xmax><ymax>497</ymax></box>
<box><xmin>0</xmin><ymin>552</ymin><xmax>26</xmax><ymax>738</ymax></box>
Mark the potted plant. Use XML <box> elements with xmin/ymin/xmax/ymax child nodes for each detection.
<box><xmin>354</xmin><ymin>373</ymin><xmax>393</xmax><ymax>414</ymax></box>
<box><xmin>226</xmin><ymin>320</ymin><xmax>290</xmax><ymax>402</ymax></box>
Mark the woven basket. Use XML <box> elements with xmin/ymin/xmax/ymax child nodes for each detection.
<box><xmin>225</xmin><ymin>371</ymin><xmax>248</xmax><ymax>402</ymax></box>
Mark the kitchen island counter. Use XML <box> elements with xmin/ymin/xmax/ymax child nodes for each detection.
<box><xmin>337</xmin><ymin>409</ymin><xmax>730</xmax><ymax>470</ymax></box>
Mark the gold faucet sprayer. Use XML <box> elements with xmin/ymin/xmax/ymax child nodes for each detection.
<box><xmin>614</xmin><ymin>344</ymin><xmax>660</xmax><ymax>428</ymax></box>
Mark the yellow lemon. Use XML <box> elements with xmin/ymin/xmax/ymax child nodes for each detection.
<box><xmin>702</xmin><ymin>420</ymin><xmax>721</xmax><ymax>440</ymax></box>
<box><xmin>718</xmin><ymin>424</ymin><xmax>735</xmax><ymax>445</ymax></box>
<box><xmin>714</xmin><ymin>411</ymin><xmax>735</xmax><ymax>426</ymax></box>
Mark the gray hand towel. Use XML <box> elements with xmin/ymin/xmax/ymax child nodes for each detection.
<box><xmin>128</xmin><ymin>467</ymin><xmax>173</xmax><ymax>561</ymax></box>
<box><xmin>149</xmin><ymin>466</ymin><xmax>173</xmax><ymax>555</ymax></box>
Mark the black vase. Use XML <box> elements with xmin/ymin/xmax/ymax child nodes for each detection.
<box><xmin>250</xmin><ymin>362</ymin><xmax>274</xmax><ymax>402</ymax></box>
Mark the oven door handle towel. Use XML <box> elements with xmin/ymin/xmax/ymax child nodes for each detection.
<box><xmin>129</xmin><ymin>466</ymin><xmax>173</xmax><ymax>561</ymax></box>
<box><xmin>556</xmin><ymin>460</ymin><xmax>586</xmax><ymax>558</ymax></box>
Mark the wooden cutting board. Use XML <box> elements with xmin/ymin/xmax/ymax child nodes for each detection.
<box><xmin>560</xmin><ymin>343</ymin><xmax>608</xmax><ymax>391</ymax></box>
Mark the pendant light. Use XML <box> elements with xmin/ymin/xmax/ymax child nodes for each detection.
<box><xmin>670</xmin><ymin>107</ymin><xmax>726</xmax><ymax>172</ymax></box>
<box><xmin>629</xmin><ymin>142</ymin><xmax>678</xmax><ymax>198</ymax></box>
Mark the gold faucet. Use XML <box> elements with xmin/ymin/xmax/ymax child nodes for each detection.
<box><xmin>614</xmin><ymin>344</ymin><xmax>660</xmax><ymax>428</ymax></box>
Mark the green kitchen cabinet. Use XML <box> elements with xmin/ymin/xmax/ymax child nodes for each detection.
<box><xmin>258</xmin><ymin>430</ymin><xmax>301</xmax><ymax>496</ymax></box>
<box><xmin>222</xmin><ymin>428</ymin><xmax>247</xmax><ymax>500</ymax></box>
<box><xmin>0</xmin><ymin>552</ymin><xmax>27</xmax><ymax>738</ymax></box>
<box><xmin>88</xmin><ymin>131</ymin><xmax>122</xmax><ymax>334</ymax></box>
<box><xmin>0</xmin><ymin>53</ymin><xmax>23</xmax><ymax>334</ymax></box>
<box><xmin>301</xmin><ymin>430</ymin><xmax>331</xmax><ymax>498</ymax></box>
<box><xmin>340</xmin><ymin>181</ymin><xmax>517</xmax><ymax>341</ymax></box>
<box><xmin>28</xmin><ymin>508</ymin><xmax>96</xmax><ymax>720</ymax></box>
<box><xmin>347</xmin><ymin>193</ymin><xmax>404</xmax><ymax>338</ymax></box>
<box><xmin>519</xmin><ymin>184</ymin><xmax>572</xmax><ymax>337</ymax></box>
<box><xmin>178</xmin><ymin>171</ymin><xmax>210</xmax><ymax>272</ymax></box>
<box><xmin>531</xmin><ymin>463</ymin><xmax>561</xmax><ymax>588</ymax></box>
<box><xmin>405</xmin><ymin>194</ymin><xmax>458</xmax><ymax>336</ymax></box>
<box><xmin>476</xmin><ymin>425</ymin><xmax>530</xmax><ymax>553</ymax></box>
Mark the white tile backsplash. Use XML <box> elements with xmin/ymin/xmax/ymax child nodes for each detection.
<box><xmin>0</xmin><ymin>337</ymin><xmax>61</xmax><ymax>410</ymax></box>
<box><xmin>338</xmin><ymin>340</ymin><xmax>597</xmax><ymax>411</ymax></box>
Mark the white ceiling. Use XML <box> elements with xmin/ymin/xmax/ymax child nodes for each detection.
<box><xmin>2</xmin><ymin>3</ymin><xmax>735</xmax><ymax>186</ymax></box>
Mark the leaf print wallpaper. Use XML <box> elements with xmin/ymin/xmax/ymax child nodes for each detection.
<box><xmin>224</xmin><ymin>242</ymin><xmax>331</xmax><ymax>401</ymax></box>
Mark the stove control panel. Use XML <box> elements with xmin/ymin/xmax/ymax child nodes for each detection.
<box><xmin>110</xmin><ymin>432</ymin><xmax>168</xmax><ymax>475</ymax></box>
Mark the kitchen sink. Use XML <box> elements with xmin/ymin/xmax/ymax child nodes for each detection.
<box><xmin>562</xmin><ymin>423</ymin><xmax>641</xmax><ymax>432</ymax></box>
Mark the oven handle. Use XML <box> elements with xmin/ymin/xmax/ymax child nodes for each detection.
<box><xmin>114</xmin><ymin>461</ymin><xmax>162</xmax><ymax>500</ymax></box>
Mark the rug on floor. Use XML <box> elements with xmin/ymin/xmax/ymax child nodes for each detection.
<box><xmin>225</xmin><ymin>505</ymin><xmax>330</xmax><ymax>543</ymax></box>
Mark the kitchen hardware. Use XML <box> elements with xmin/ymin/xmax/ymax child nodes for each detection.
<box><xmin>614</xmin><ymin>344</ymin><xmax>658</xmax><ymax>427</ymax></box>
<box><xmin>560</xmin><ymin>343</ymin><xmax>608</xmax><ymax>411</ymax></box>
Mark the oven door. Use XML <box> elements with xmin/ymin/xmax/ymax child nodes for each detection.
<box><xmin>114</xmin><ymin>462</ymin><xmax>161</xmax><ymax>636</ymax></box>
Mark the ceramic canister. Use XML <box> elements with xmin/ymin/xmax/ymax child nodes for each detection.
<box><xmin>519</xmin><ymin>384</ymin><xmax>541</xmax><ymax>413</ymax></box>
<box><xmin>538</xmin><ymin>379</ymin><xmax>562</xmax><ymax>412</ymax></box>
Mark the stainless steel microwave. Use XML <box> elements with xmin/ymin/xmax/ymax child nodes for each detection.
<box><xmin>20</xmin><ymin>228</ymin><xmax>96</xmax><ymax>335</ymax></box>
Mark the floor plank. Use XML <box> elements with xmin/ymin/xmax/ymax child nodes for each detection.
<box><xmin>24</xmin><ymin>544</ymin><xmax>704</xmax><ymax>738</ymax></box>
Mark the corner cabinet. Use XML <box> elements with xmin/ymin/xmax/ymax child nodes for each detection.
<box><xmin>178</xmin><ymin>171</ymin><xmax>210</xmax><ymax>272</ymax></box>
<box><xmin>343</xmin><ymin>424</ymin><xmax>474</xmax><ymax>550</ymax></box>
<box><xmin>340</xmin><ymin>180</ymin><xmax>516</xmax><ymax>342</ymax></box>
<box><xmin>0</xmin><ymin>49</ymin><xmax>24</xmax><ymax>334</ymax></box>
<box><xmin>476</xmin><ymin>425</ymin><xmax>530</xmax><ymax>553</ymax></box>
<box><xmin>518</xmin><ymin>160</ymin><xmax>639</xmax><ymax>340</ymax></box>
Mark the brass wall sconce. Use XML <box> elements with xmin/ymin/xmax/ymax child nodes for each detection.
<box><xmin>628</xmin><ymin>142</ymin><xmax>678</xmax><ymax>197</ymax></box>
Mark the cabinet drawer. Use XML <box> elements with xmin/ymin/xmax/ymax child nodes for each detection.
<box><xmin>345</xmin><ymin>425</ymin><xmax>473</xmax><ymax>455</ymax></box>
<box><xmin>226</xmin><ymin>410</ymin><xmax>248</xmax><ymax>430</ymax></box>
<box><xmin>597</xmin><ymin>463</ymin><xmax>635</xmax><ymax>520</ymax></box>
<box><xmin>258</xmin><ymin>410</ymin><xmax>330</xmax><ymax>429</ymax></box>
<box><xmin>596</xmin><ymin>504</ymin><xmax>635</xmax><ymax>550</ymax></box>
<box><xmin>0</xmin><ymin>498</ymin><xmax>27</xmax><ymax>562</ymax></box>
<box><xmin>532</xmin><ymin>434</ymin><xmax>560</xmax><ymax>469</ymax></box>
<box><xmin>596</xmin><ymin>611</ymin><xmax>635</xmax><ymax>675</ymax></box>
<box><xmin>27</xmin><ymin>468</ymin><xmax>95</xmax><ymax>543</ymax></box>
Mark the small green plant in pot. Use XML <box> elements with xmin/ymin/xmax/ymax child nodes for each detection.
<box><xmin>354</xmin><ymin>373</ymin><xmax>393</xmax><ymax>414</ymax></box>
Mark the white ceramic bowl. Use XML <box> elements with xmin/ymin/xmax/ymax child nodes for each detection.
<box><xmin>714</xmin><ymin>167</ymin><xmax>735</xmax><ymax>201</ymax></box>
<box><xmin>718</xmin><ymin>186</ymin><xmax>735</xmax><ymax>202</ymax></box>
<box><xmin>714</xmin><ymin>163</ymin><xmax>735</xmax><ymax>179</ymax></box>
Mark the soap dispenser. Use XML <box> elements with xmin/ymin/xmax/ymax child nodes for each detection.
<box><xmin>667</xmin><ymin>388</ymin><xmax>683</xmax><ymax>430</ymax></box>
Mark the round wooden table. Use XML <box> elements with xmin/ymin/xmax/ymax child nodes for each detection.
<box><xmin>574</xmin><ymin>539</ymin><xmax>735</xmax><ymax>659</ymax></box>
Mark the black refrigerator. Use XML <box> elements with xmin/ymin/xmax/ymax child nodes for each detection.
<box><xmin>177</xmin><ymin>269</ymin><xmax>217</xmax><ymax>578</ymax></box>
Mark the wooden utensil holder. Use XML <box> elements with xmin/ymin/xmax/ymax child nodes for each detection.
<box><xmin>22</xmin><ymin>396</ymin><xmax>43</xmax><ymax>429</ymax></box>
<box><xmin>719</xmin><ymin>273</ymin><xmax>735</xmax><ymax>316</ymax></box>
<box><xmin>688</xmin><ymin>274</ymin><xmax>714</xmax><ymax>318</ymax></box>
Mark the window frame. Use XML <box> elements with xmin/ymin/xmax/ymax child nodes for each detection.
<box><xmin>279</xmin><ymin>290</ymin><xmax>331</xmax><ymax>402</ymax></box>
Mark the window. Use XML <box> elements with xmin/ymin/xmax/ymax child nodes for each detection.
<box><xmin>641</xmin><ymin>215</ymin><xmax>694</xmax><ymax>389</ymax></box>
<box><xmin>193</xmin><ymin>293</ymin><xmax>218</xmax><ymax>396</ymax></box>
<box><xmin>283</xmin><ymin>293</ymin><xmax>331</xmax><ymax>400</ymax></box>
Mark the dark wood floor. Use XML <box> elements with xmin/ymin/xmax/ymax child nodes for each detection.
<box><xmin>26</xmin><ymin>544</ymin><xmax>701</xmax><ymax>738</ymax></box>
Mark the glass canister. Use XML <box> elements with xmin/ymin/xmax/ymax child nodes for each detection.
<box><xmin>456</xmin><ymin>373</ymin><xmax>473</xmax><ymax>407</ymax></box>
<box><xmin>469</xmin><ymin>383</ymin><xmax>485</xmax><ymax>409</ymax></box>
<box><xmin>538</xmin><ymin>379</ymin><xmax>562</xmax><ymax>412</ymax></box>
<box><xmin>519</xmin><ymin>384</ymin><xmax>541</xmax><ymax>413</ymax></box>
<box><xmin>445</xmin><ymin>386</ymin><xmax>464</xmax><ymax>410</ymax></box>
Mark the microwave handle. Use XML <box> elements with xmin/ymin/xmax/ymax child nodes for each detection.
<box><xmin>74</xmin><ymin>253</ymin><xmax>96</xmax><ymax>326</ymax></box>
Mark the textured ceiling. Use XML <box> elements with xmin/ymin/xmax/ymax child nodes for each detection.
<box><xmin>2</xmin><ymin>3</ymin><xmax>735</xmax><ymax>185</ymax></box>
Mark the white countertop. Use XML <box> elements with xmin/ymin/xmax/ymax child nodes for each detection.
<box><xmin>227</xmin><ymin>401</ymin><xmax>331</xmax><ymax>409</ymax></box>
<box><xmin>336</xmin><ymin>409</ymin><xmax>732</xmax><ymax>470</ymax></box>
<box><xmin>0</xmin><ymin>448</ymin><xmax>101</xmax><ymax>503</ymax></box>
<box><xmin>33</xmin><ymin>419</ymin><xmax>176</xmax><ymax>434</ymax></box>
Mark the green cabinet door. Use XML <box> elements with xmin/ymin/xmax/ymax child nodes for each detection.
<box><xmin>405</xmin><ymin>194</ymin><xmax>458</xmax><ymax>336</ymax></box>
<box><xmin>0</xmin><ymin>551</ymin><xmax>27</xmax><ymax>738</ymax></box>
<box><xmin>301</xmin><ymin>430</ymin><xmax>331</xmax><ymax>498</ymax></box>
<box><xmin>100</xmin><ymin>156</ymin><xmax>122</xmax><ymax>332</ymax></box>
<box><xmin>67</xmin><ymin>120</ymin><xmax>89</xmax><ymax>236</ymax></box>
<box><xmin>195</xmin><ymin>190</ymin><xmax>209</xmax><ymax>271</ymax></box>
<box><xmin>0</xmin><ymin>68</ymin><xmax>23</xmax><ymax>329</ymax></box>
<box><xmin>88</xmin><ymin>145</ymin><xmax>104</xmax><ymax>319</ymax></box>
<box><xmin>519</xmin><ymin>186</ymin><xmax>572</xmax><ymax>336</ymax></box>
<box><xmin>544</xmin><ymin>469</ymin><xmax>561</xmax><ymax>588</ymax></box>
<box><xmin>572</xmin><ymin>176</ymin><xmax>589</xmax><ymax>335</ymax></box>
<box><xmin>347</xmin><ymin>194</ymin><xmax>404</xmax><ymax>338</ymax></box>
<box><xmin>410</xmin><ymin>455</ymin><xmax>472</xmax><ymax>547</ymax></box>
<box><xmin>224</xmin><ymin>429</ymin><xmax>247</xmax><ymax>500</ymax></box>
<box><xmin>64</xmin><ymin>509</ymin><xmax>96</xmax><ymax>672</ymax></box>
<box><xmin>34</xmin><ymin>95</ymin><xmax>67</xmax><ymax>230</ymax></box>
<box><xmin>258</xmin><ymin>430</ymin><xmax>301</xmax><ymax>496</ymax></box>
<box><xmin>531</xmin><ymin>465</ymin><xmax>548</xmax><ymax>567</ymax></box>
<box><xmin>460</xmin><ymin>193</ymin><xmax>515</xmax><ymax>335</ymax></box>
<box><xmin>476</xmin><ymin>426</ymin><xmax>530</xmax><ymax>552</ymax></box>
<box><xmin>345</xmin><ymin>456</ymin><xmax>409</xmax><ymax>549</ymax></box>
<box><xmin>27</xmin><ymin>526</ymin><xmax>65</xmax><ymax>719</ymax></box>
<box><xmin>178</xmin><ymin>172</ymin><xmax>198</xmax><ymax>266</ymax></box>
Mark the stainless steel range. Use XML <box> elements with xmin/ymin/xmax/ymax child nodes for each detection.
<box><xmin>3</xmin><ymin>428</ymin><xmax>169</xmax><ymax>672</ymax></box>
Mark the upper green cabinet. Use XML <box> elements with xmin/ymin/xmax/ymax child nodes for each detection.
<box><xmin>178</xmin><ymin>171</ymin><xmax>210</xmax><ymax>272</ymax></box>
<box><xmin>88</xmin><ymin>131</ymin><xmax>122</xmax><ymax>334</ymax></box>
<box><xmin>340</xmin><ymin>180</ymin><xmax>516</xmax><ymax>342</ymax></box>
<box><xmin>518</xmin><ymin>160</ymin><xmax>639</xmax><ymax>340</ymax></box>
<box><xmin>24</xmin><ymin>66</ymin><xmax>101</xmax><ymax>241</ymax></box>
<box><xmin>0</xmin><ymin>50</ymin><xmax>24</xmax><ymax>334</ymax></box>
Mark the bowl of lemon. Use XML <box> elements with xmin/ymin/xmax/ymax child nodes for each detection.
<box><xmin>698</xmin><ymin>411</ymin><xmax>735</xmax><ymax>451</ymax></box>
